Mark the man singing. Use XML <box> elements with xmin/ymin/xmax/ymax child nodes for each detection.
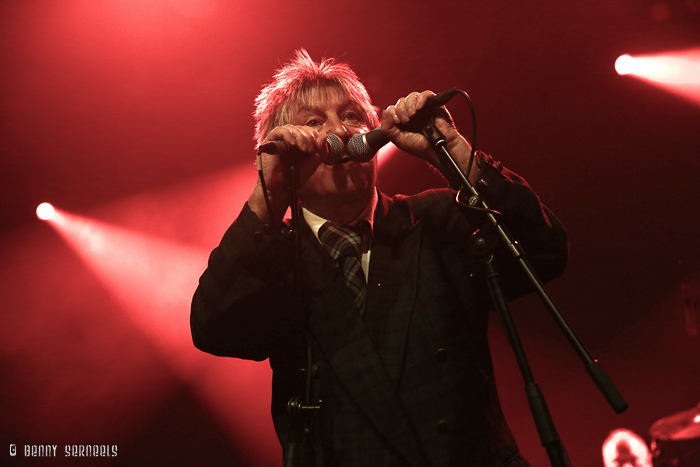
<box><xmin>191</xmin><ymin>49</ymin><xmax>568</xmax><ymax>466</ymax></box>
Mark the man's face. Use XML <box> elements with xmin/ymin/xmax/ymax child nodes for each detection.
<box><xmin>291</xmin><ymin>87</ymin><xmax>377</xmax><ymax>211</ymax></box>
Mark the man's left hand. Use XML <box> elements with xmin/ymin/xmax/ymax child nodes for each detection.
<box><xmin>381</xmin><ymin>90</ymin><xmax>478</xmax><ymax>185</ymax></box>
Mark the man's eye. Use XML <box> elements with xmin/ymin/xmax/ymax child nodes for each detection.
<box><xmin>344</xmin><ymin>112</ymin><xmax>365</xmax><ymax>126</ymax></box>
<box><xmin>306</xmin><ymin>119</ymin><xmax>321</xmax><ymax>127</ymax></box>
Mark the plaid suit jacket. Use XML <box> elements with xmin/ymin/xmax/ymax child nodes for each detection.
<box><xmin>191</xmin><ymin>156</ymin><xmax>568</xmax><ymax>466</ymax></box>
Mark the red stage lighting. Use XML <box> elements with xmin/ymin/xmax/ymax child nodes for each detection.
<box><xmin>37</xmin><ymin>167</ymin><xmax>280</xmax><ymax>465</ymax></box>
<box><xmin>615</xmin><ymin>49</ymin><xmax>700</xmax><ymax>106</ymax></box>
<box><xmin>376</xmin><ymin>142</ymin><xmax>400</xmax><ymax>169</ymax></box>
<box><xmin>36</xmin><ymin>202</ymin><xmax>56</xmax><ymax>220</ymax></box>
<box><xmin>615</xmin><ymin>54</ymin><xmax>634</xmax><ymax>76</ymax></box>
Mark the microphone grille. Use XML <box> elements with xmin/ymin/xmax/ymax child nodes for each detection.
<box><xmin>347</xmin><ymin>134</ymin><xmax>373</xmax><ymax>162</ymax></box>
<box><xmin>323</xmin><ymin>133</ymin><xmax>345</xmax><ymax>165</ymax></box>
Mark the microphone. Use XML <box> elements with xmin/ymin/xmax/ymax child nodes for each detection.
<box><xmin>257</xmin><ymin>133</ymin><xmax>345</xmax><ymax>165</ymax></box>
<box><xmin>346</xmin><ymin>129</ymin><xmax>387</xmax><ymax>163</ymax></box>
<box><xmin>347</xmin><ymin>88</ymin><xmax>460</xmax><ymax>161</ymax></box>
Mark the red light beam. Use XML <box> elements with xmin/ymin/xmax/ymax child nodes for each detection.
<box><xmin>615</xmin><ymin>48</ymin><xmax>700</xmax><ymax>107</ymax></box>
<box><xmin>40</xmin><ymin>165</ymin><xmax>280</xmax><ymax>465</ymax></box>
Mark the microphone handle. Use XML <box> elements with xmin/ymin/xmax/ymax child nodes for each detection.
<box><xmin>257</xmin><ymin>140</ymin><xmax>291</xmax><ymax>155</ymax></box>
<box><xmin>347</xmin><ymin>88</ymin><xmax>460</xmax><ymax>161</ymax></box>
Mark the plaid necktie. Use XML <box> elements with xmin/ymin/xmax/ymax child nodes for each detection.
<box><xmin>318</xmin><ymin>221</ymin><xmax>369</xmax><ymax>314</ymax></box>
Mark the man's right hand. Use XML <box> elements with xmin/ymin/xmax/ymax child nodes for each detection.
<box><xmin>248</xmin><ymin>124</ymin><xmax>330</xmax><ymax>224</ymax></box>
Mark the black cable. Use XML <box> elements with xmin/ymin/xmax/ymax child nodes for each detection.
<box><xmin>446</xmin><ymin>90</ymin><xmax>503</xmax><ymax>219</ymax></box>
<box><xmin>457</xmin><ymin>89</ymin><xmax>477</xmax><ymax>182</ymax></box>
<box><xmin>256</xmin><ymin>150</ymin><xmax>278</xmax><ymax>228</ymax></box>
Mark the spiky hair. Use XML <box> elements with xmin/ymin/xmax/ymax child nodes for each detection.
<box><xmin>253</xmin><ymin>49</ymin><xmax>379</xmax><ymax>146</ymax></box>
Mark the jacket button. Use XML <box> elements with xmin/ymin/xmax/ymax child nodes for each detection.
<box><xmin>436</xmin><ymin>420</ymin><xmax>450</xmax><ymax>435</ymax></box>
<box><xmin>310</xmin><ymin>364</ymin><xmax>322</xmax><ymax>379</ymax></box>
<box><xmin>253</xmin><ymin>231</ymin><xmax>264</xmax><ymax>242</ymax></box>
<box><xmin>435</xmin><ymin>348</ymin><xmax>448</xmax><ymax>362</ymax></box>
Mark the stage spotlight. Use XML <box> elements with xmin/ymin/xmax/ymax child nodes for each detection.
<box><xmin>37</xmin><ymin>167</ymin><xmax>281</xmax><ymax>465</ymax></box>
<box><xmin>615</xmin><ymin>54</ymin><xmax>634</xmax><ymax>75</ymax></box>
<box><xmin>615</xmin><ymin>48</ymin><xmax>700</xmax><ymax>106</ymax></box>
<box><xmin>36</xmin><ymin>202</ymin><xmax>55</xmax><ymax>220</ymax></box>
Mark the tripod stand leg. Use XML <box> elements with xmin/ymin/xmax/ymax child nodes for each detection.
<box><xmin>481</xmin><ymin>254</ymin><xmax>572</xmax><ymax>467</ymax></box>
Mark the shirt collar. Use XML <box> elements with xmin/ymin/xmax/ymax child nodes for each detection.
<box><xmin>303</xmin><ymin>188</ymin><xmax>378</xmax><ymax>241</ymax></box>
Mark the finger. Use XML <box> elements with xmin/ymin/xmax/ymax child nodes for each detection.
<box><xmin>404</xmin><ymin>91</ymin><xmax>421</xmax><ymax>116</ymax></box>
<box><xmin>415</xmin><ymin>90</ymin><xmax>435</xmax><ymax>112</ymax></box>
<box><xmin>314</xmin><ymin>131</ymin><xmax>329</xmax><ymax>158</ymax></box>
<box><xmin>393</xmin><ymin>97</ymin><xmax>411</xmax><ymax>124</ymax></box>
<box><xmin>264</xmin><ymin>125</ymin><xmax>293</xmax><ymax>144</ymax></box>
<box><xmin>275</xmin><ymin>124</ymin><xmax>317</xmax><ymax>154</ymax></box>
<box><xmin>287</xmin><ymin>125</ymin><xmax>315</xmax><ymax>153</ymax></box>
<box><xmin>384</xmin><ymin>106</ymin><xmax>401</xmax><ymax>126</ymax></box>
<box><xmin>258</xmin><ymin>127</ymin><xmax>289</xmax><ymax>157</ymax></box>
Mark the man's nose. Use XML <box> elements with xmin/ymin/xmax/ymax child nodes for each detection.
<box><xmin>325</xmin><ymin>115</ymin><xmax>350</xmax><ymax>141</ymax></box>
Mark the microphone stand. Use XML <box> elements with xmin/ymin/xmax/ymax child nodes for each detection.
<box><xmin>409</xmin><ymin>113</ymin><xmax>627</xmax><ymax>467</ymax></box>
<box><xmin>280</xmin><ymin>155</ymin><xmax>322</xmax><ymax>467</ymax></box>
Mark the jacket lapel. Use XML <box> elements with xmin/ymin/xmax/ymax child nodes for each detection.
<box><xmin>363</xmin><ymin>192</ymin><xmax>421</xmax><ymax>388</ymax></box>
<box><xmin>300</xmin><ymin>192</ymin><xmax>428</xmax><ymax>466</ymax></box>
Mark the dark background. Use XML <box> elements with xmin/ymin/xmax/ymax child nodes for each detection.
<box><xmin>2</xmin><ymin>0</ymin><xmax>699</xmax><ymax>465</ymax></box>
